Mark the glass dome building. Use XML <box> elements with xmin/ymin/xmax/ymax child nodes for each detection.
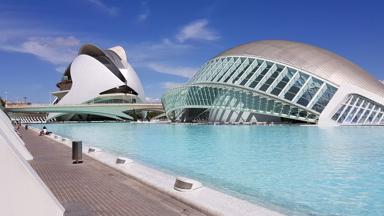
<box><xmin>161</xmin><ymin>40</ymin><xmax>384</xmax><ymax>126</ymax></box>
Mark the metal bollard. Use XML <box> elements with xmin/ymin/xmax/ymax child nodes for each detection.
<box><xmin>72</xmin><ymin>141</ymin><xmax>83</xmax><ymax>164</ymax></box>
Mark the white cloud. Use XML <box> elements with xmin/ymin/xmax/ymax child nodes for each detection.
<box><xmin>161</xmin><ymin>81</ymin><xmax>183</xmax><ymax>89</ymax></box>
<box><xmin>176</xmin><ymin>19</ymin><xmax>219</xmax><ymax>43</ymax></box>
<box><xmin>86</xmin><ymin>0</ymin><xmax>118</xmax><ymax>16</ymax></box>
<box><xmin>55</xmin><ymin>66</ymin><xmax>67</xmax><ymax>73</ymax></box>
<box><xmin>124</xmin><ymin>39</ymin><xmax>192</xmax><ymax>67</ymax></box>
<box><xmin>0</xmin><ymin>36</ymin><xmax>80</xmax><ymax>65</ymax></box>
<box><xmin>147</xmin><ymin>63</ymin><xmax>197</xmax><ymax>78</ymax></box>
<box><xmin>137</xmin><ymin>1</ymin><xmax>150</xmax><ymax>22</ymax></box>
<box><xmin>145</xmin><ymin>97</ymin><xmax>161</xmax><ymax>103</ymax></box>
<box><xmin>123</xmin><ymin>19</ymin><xmax>220</xmax><ymax>79</ymax></box>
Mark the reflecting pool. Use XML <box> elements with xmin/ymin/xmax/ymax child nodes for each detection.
<box><xmin>34</xmin><ymin>123</ymin><xmax>384</xmax><ymax>216</ymax></box>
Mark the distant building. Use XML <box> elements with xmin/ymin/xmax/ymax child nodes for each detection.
<box><xmin>50</xmin><ymin>44</ymin><xmax>145</xmax><ymax>121</ymax></box>
<box><xmin>162</xmin><ymin>40</ymin><xmax>384</xmax><ymax>126</ymax></box>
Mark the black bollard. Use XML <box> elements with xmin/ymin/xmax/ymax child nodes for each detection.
<box><xmin>72</xmin><ymin>141</ymin><xmax>83</xmax><ymax>164</ymax></box>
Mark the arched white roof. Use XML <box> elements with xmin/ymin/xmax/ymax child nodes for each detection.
<box><xmin>218</xmin><ymin>40</ymin><xmax>384</xmax><ymax>97</ymax></box>
<box><xmin>76</xmin><ymin>44</ymin><xmax>145</xmax><ymax>99</ymax></box>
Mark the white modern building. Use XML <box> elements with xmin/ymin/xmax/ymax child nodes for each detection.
<box><xmin>162</xmin><ymin>40</ymin><xmax>384</xmax><ymax>126</ymax></box>
<box><xmin>50</xmin><ymin>44</ymin><xmax>145</xmax><ymax>121</ymax></box>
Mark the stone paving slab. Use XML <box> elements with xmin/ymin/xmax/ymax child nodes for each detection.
<box><xmin>21</xmin><ymin>128</ymin><xmax>208</xmax><ymax>216</ymax></box>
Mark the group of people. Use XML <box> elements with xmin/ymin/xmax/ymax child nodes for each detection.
<box><xmin>13</xmin><ymin>120</ymin><xmax>51</xmax><ymax>136</ymax></box>
<box><xmin>39</xmin><ymin>126</ymin><xmax>51</xmax><ymax>136</ymax></box>
<box><xmin>14</xmin><ymin>121</ymin><xmax>22</xmax><ymax>137</ymax></box>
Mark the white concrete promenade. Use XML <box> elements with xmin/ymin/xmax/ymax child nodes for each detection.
<box><xmin>42</xmin><ymin>127</ymin><xmax>285</xmax><ymax>216</ymax></box>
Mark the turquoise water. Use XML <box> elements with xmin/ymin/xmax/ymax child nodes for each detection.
<box><xmin>35</xmin><ymin>123</ymin><xmax>384</xmax><ymax>216</ymax></box>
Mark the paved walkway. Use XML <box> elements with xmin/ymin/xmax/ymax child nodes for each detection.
<box><xmin>21</xmin><ymin>128</ymin><xmax>208</xmax><ymax>216</ymax></box>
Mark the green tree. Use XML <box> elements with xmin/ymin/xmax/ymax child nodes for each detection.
<box><xmin>0</xmin><ymin>97</ymin><xmax>5</xmax><ymax>107</ymax></box>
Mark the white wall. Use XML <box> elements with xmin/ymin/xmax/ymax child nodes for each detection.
<box><xmin>0</xmin><ymin>110</ymin><xmax>64</xmax><ymax>216</ymax></box>
<box><xmin>0</xmin><ymin>111</ymin><xmax>33</xmax><ymax>160</ymax></box>
<box><xmin>319</xmin><ymin>83</ymin><xmax>384</xmax><ymax>126</ymax></box>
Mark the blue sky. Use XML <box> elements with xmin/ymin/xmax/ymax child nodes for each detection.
<box><xmin>0</xmin><ymin>0</ymin><xmax>383</xmax><ymax>103</ymax></box>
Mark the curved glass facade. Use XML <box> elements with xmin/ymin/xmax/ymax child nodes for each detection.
<box><xmin>162</xmin><ymin>56</ymin><xmax>338</xmax><ymax>123</ymax></box>
<box><xmin>332</xmin><ymin>94</ymin><xmax>384</xmax><ymax>125</ymax></box>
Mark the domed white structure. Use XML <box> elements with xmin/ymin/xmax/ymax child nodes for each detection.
<box><xmin>162</xmin><ymin>40</ymin><xmax>384</xmax><ymax>126</ymax></box>
<box><xmin>50</xmin><ymin>44</ymin><xmax>145</xmax><ymax>121</ymax></box>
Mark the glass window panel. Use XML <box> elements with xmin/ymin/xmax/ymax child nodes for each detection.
<box><xmin>350</xmin><ymin>96</ymin><xmax>358</xmax><ymax>104</ymax></box>
<box><xmin>267</xmin><ymin>100</ymin><xmax>274</xmax><ymax>112</ymax></box>
<box><xmin>259</xmin><ymin>66</ymin><xmax>284</xmax><ymax>91</ymax></box>
<box><xmin>374</xmin><ymin>113</ymin><xmax>383</xmax><ymax>124</ymax></box>
<box><xmin>215</xmin><ymin>58</ymin><xmax>236</xmax><ymax>82</ymax></box>
<box><xmin>274</xmin><ymin>102</ymin><xmax>283</xmax><ymax>113</ymax></box>
<box><xmin>367</xmin><ymin>111</ymin><xmax>377</xmax><ymax>124</ymax></box>
<box><xmin>352</xmin><ymin>108</ymin><xmax>365</xmax><ymax>123</ymax></box>
<box><xmin>284</xmin><ymin>72</ymin><xmax>309</xmax><ymax>101</ymax></box>
<box><xmin>210</xmin><ymin>58</ymin><xmax>229</xmax><ymax>81</ymax></box>
<box><xmin>297</xmin><ymin>78</ymin><xmax>323</xmax><ymax>107</ymax></box>
<box><xmin>307</xmin><ymin>113</ymin><xmax>317</xmax><ymax>119</ymax></box>
<box><xmin>282</xmin><ymin>105</ymin><xmax>291</xmax><ymax>115</ymax></box>
<box><xmin>290</xmin><ymin>107</ymin><xmax>299</xmax><ymax>117</ymax></box>
<box><xmin>259</xmin><ymin>71</ymin><xmax>278</xmax><ymax>91</ymax></box>
<box><xmin>312</xmin><ymin>84</ymin><xmax>337</xmax><ymax>113</ymax></box>
<box><xmin>345</xmin><ymin>107</ymin><xmax>358</xmax><ymax>123</ymax></box>
<box><xmin>270</xmin><ymin>69</ymin><xmax>295</xmax><ymax>96</ymax></box>
<box><xmin>260</xmin><ymin>98</ymin><xmax>267</xmax><ymax>111</ymax></box>
<box><xmin>248</xmin><ymin>62</ymin><xmax>273</xmax><ymax>88</ymax></box>
<box><xmin>239</xmin><ymin>61</ymin><xmax>263</xmax><ymax>86</ymax></box>
<box><xmin>254</xmin><ymin>95</ymin><xmax>260</xmax><ymax>110</ymax></box>
<box><xmin>338</xmin><ymin>106</ymin><xmax>352</xmax><ymax>123</ymax></box>
<box><xmin>232</xmin><ymin>59</ymin><xmax>254</xmax><ymax>83</ymax></box>
<box><xmin>355</xmin><ymin>98</ymin><xmax>363</xmax><ymax>106</ymax></box>
<box><xmin>332</xmin><ymin>104</ymin><xmax>345</xmax><ymax>121</ymax></box>
<box><xmin>358</xmin><ymin>109</ymin><xmax>371</xmax><ymax>124</ymax></box>
<box><xmin>201</xmin><ymin>58</ymin><xmax>221</xmax><ymax>82</ymax></box>
<box><xmin>299</xmin><ymin>110</ymin><xmax>307</xmax><ymax>118</ymax></box>
<box><xmin>223</xmin><ymin>58</ymin><xmax>244</xmax><ymax>83</ymax></box>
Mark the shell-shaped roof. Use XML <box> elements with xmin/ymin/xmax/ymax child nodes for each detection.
<box><xmin>218</xmin><ymin>40</ymin><xmax>384</xmax><ymax>96</ymax></box>
<box><xmin>77</xmin><ymin>44</ymin><xmax>145</xmax><ymax>99</ymax></box>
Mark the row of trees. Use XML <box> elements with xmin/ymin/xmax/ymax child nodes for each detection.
<box><xmin>0</xmin><ymin>97</ymin><xmax>5</xmax><ymax>107</ymax></box>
